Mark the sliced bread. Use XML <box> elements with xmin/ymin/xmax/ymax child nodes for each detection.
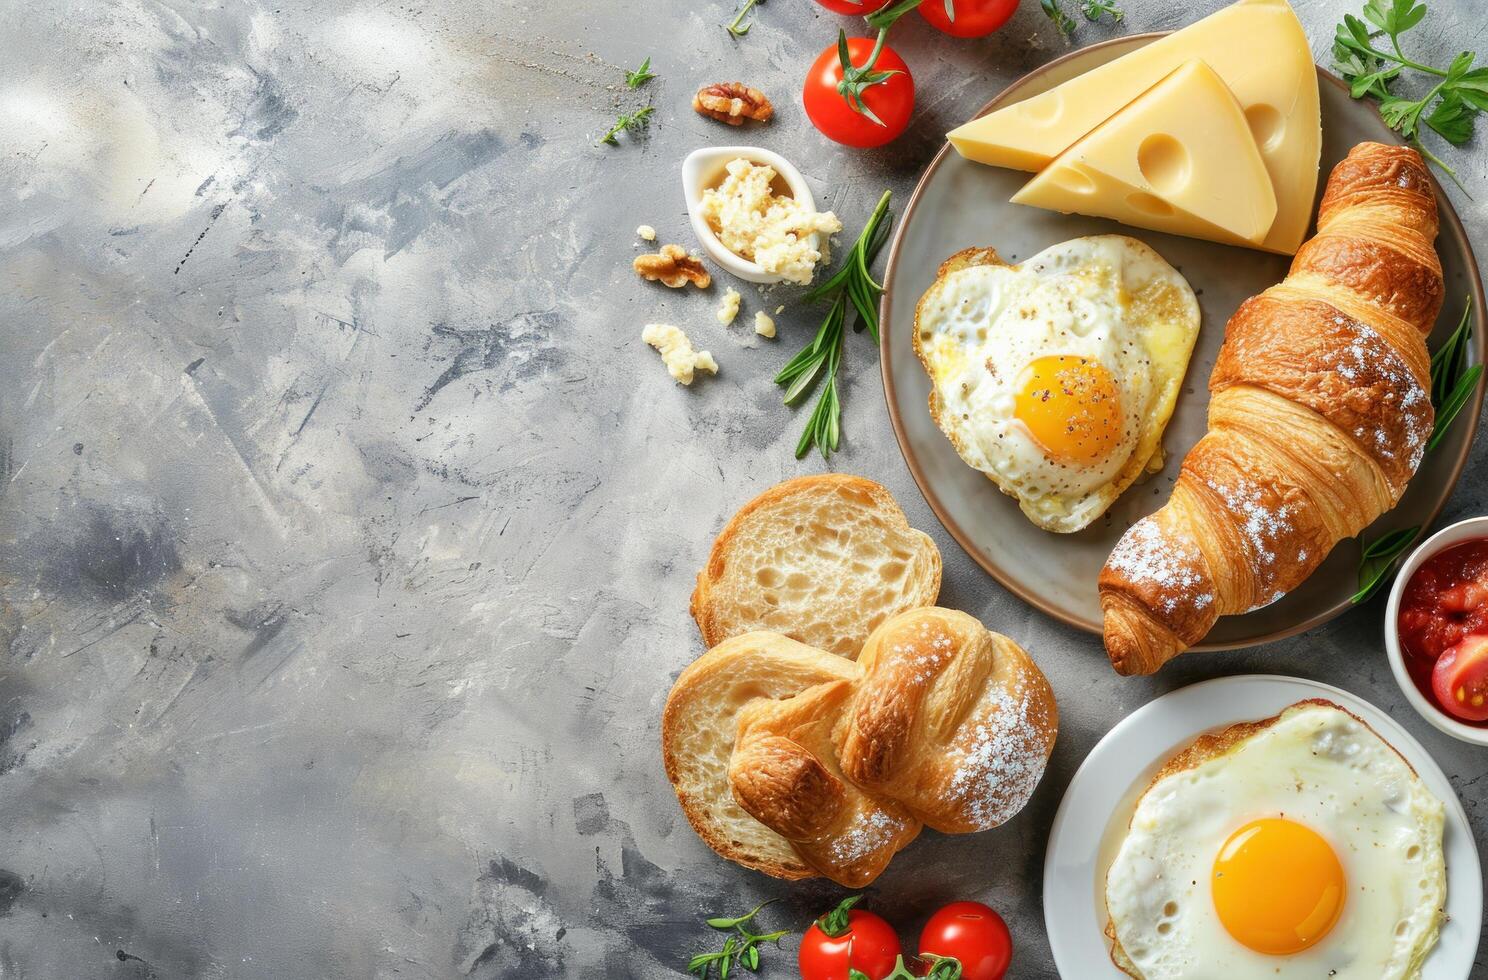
<box><xmin>690</xmin><ymin>474</ymin><xmax>941</xmax><ymax>658</ymax></box>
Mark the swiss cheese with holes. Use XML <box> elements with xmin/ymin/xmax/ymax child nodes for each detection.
<box><xmin>1010</xmin><ymin>61</ymin><xmax>1277</xmax><ymax>248</ymax></box>
<box><xmin>946</xmin><ymin>0</ymin><xmax>1320</xmax><ymax>254</ymax></box>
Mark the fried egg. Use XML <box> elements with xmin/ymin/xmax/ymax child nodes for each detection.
<box><xmin>912</xmin><ymin>236</ymin><xmax>1199</xmax><ymax>532</ymax></box>
<box><xmin>1105</xmin><ymin>701</ymin><xmax>1447</xmax><ymax>980</ymax></box>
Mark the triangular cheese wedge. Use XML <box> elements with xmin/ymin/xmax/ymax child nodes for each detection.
<box><xmin>1010</xmin><ymin>61</ymin><xmax>1277</xmax><ymax>248</ymax></box>
<box><xmin>947</xmin><ymin>0</ymin><xmax>1319</xmax><ymax>254</ymax></box>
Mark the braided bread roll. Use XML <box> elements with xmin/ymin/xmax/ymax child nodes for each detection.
<box><xmin>661</xmin><ymin>608</ymin><xmax>1057</xmax><ymax>885</ymax></box>
<box><xmin>1100</xmin><ymin>142</ymin><xmax>1442</xmax><ymax>676</ymax></box>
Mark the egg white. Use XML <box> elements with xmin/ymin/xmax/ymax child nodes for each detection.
<box><xmin>1105</xmin><ymin>702</ymin><xmax>1447</xmax><ymax>980</ymax></box>
<box><xmin>913</xmin><ymin>235</ymin><xmax>1198</xmax><ymax>532</ymax></box>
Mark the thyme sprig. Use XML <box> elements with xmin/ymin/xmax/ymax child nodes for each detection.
<box><xmin>625</xmin><ymin>56</ymin><xmax>657</xmax><ymax>89</ymax></box>
<box><xmin>1040</xmin><ymin>0</ymin><xmax>1124</xmax><ymax>38</ymax></box>
<box><xmin>597</xmin><ymin>106</ymin><xmax>654</xmax><ymax>147</ymax></box>
<box><xmin>687</xmin><ymin>901</ymin><xmax>787</xmax><ymax>978</ymax></box>
<box><xmin>725</xmin><ymin>0</ymin><xmax>765</xmax><ymax>37</ymax></box>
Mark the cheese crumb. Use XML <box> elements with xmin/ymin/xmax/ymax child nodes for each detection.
<box><xmin>699</xmin><ymin>158</ymin><xmax>842</xmax><ymax>285</ymax></box>
<box><xmin>754</xmin><ymin>310</ymin><xmax>775</xmax><ymax>338</ymax></box>
<box><xmin>636</xmin><ymin>224</ymin><xmax>656</xmax><ymax>241</ymax></box>
<box><xmin>717</xmin><ymin>287</ymin><xmax>741</xmax><ymax>325</ymax></box>
<box><xmin>774</xmin><ymin>305</ymin><xmax>784</xmax><ymax>314</ymax></box>
<box><xmin>642</xmin><ymin>324</ymin><xmax>718</xmax><ymax>385</ymax></box>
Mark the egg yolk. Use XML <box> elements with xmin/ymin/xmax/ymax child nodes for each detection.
<box><xmin>1013</xmin><ymin>355</ymin><xmax>1122</xmax><ymax>464</ymax></box>
<box><xmin>1211</xmin><ymin>818</ymin><xmax>1346</xmax><ymax>955</ymax></box>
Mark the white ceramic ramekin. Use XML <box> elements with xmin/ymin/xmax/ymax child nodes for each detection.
<box><xmin>1384</xmin><ymin>515</ymin><xmax>1488</xmax><ymax>745</ymax></box>
<box><xmin>680</xmin><ymin>145</ymin><xmax>817</xmax><ymax>285</ymax></box>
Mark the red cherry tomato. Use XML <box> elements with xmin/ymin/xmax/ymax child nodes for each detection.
<box><xmin>918</xmin><ymin>0</ymin><xmax>1019</xmax><ymax>36</ymax></box>
<box><xmin>799</xmin><ymin>905</ymin><xmax>902</xmax><ymax>980</ymax></box>
<box><xmin>803</xmin><ymin>34</ymin><xmax>915</xmax><ymax>148</ymax></box>
<box><xmin>814</xmin><ymin>0</ymin><xmax>895</xmax><ymax>12</ymax></box>
<box><xmin>918</xmin><ymin>902</ymin><xmax>1012</xmax><ymax>980</ymax></box>
<box><xmin>1432</xmin><ymin>634</ymin><xmax>1488</xmax><ymax>722</ymax></box>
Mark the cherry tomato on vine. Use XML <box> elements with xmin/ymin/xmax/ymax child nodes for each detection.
<box><xmin>799</xmin><ymin>897</ymin><xmax>903</xmax><ymax>980</ymax></box>
<box><xmin>917</xmin><ymin>0</ymin><xmax>1019</xmax><ymax>36</ymax></box>
<box><xmin>918</xmin><ymin>902</ymin><xmax>1012</xmax><ymax>980</ymax></box>
<box><xmin>803</xmin><ymin>32</ymin><xmax>915</xmax><ymax>148</ymax></box>
<box><xmin>813</xmin><ymin>0</ymin><xmax>896</xmax><ymax>13</ymax></box>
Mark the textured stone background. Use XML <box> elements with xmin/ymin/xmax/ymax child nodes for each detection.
<box><xmin>1</xmin><ymin>1</ymin><xmax>1485</xmax><ymax>977</ymax></box>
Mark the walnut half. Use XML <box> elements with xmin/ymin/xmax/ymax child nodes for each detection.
<box><xmin>693</xmin><ymin>82</ymin><xmax>773</xmax><ymax>126</ymax></box>
<box><xmin>634</xmin><ymin>244</ymin><xmax>711</xmax><ymax>289</ymax></box>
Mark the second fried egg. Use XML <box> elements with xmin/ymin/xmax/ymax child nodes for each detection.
<box><xmin>912</xmin><ymin>235</ymin><xmax>1199</xmax><ymax>532</ymax></box>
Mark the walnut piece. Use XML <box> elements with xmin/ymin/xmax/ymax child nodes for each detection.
<box><xmin>693</xmin><ymin>82</ymin><xmax>773</xmax><ymax>126</ymax></box>
<box><xmin>634</xmin><ymin>244</ymin><xmax>711</xmax><ymax>289</ymax></box>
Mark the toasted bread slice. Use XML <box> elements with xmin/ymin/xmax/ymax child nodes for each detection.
<box><xmin>691</xmin><ymin>475</ymin><xmax>941</xmax><ymax>658</ymax></box>
<box><xmin>661</xmin><ymin>631</ymin><xmax>866</xmax><ymax>879</ymax></box>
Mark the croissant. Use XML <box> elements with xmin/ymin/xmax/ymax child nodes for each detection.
<box><xmin>1099</xmin><ymin>142</ymin><xmax>1442</xmax><ymax>676</ymax></box>
<box><xmin>661</xmin><ymin>607</ymin><xmax>1057</xmax><ymax>885</ymax></box>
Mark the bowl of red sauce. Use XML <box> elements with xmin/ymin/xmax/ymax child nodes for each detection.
<box><xmin>1386</xmin><ymin>517</ymin><xmax>1488</xmax><ymax>744</ymax></box>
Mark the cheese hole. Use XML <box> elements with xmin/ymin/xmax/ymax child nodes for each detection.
<box><xmin>1050</xmin><ymin>165</ymin><xmax>1096</xmax><ymax>196</ymax></box>
<box><xmin>1021</xmin><ymin>92</ymin><xmax>1063</xmax><ymax>125</ymax></box>
<box><xmin>1245</xmin><ymin>103</ymin><xmax>1285</xmax><ymax>154</ymax></box>
<box><xmin>1126</xmin><ymin>191</ymin><xmax>1175</xmax><ymax>218</ymax></box>
<box><xmin>1137</xmin><ymin>134</ymin><xmax>1191</xmax><ymax>194</ymax></box>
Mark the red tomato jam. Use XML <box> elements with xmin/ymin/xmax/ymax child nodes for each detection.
<box><xmin>1397</xmin><ymin>538</ymin><xmax>1488</xmax><ymax>725</ymax></box>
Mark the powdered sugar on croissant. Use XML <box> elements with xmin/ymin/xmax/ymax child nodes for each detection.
<box><xmin>1100</xmin><ymin>142</ymin><xmax>1443</xmax><ymax>675</ymax></box>
<box><xmin>661</xmin><ymin>608</ymin><xmax>1057</xmax><ymax>885</ymax></box>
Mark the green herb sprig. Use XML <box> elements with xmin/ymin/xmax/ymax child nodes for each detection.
<box><xmin>597</xmin><ymin>106</ymin><xmax>654</xmax><ymax>147</ymax></box>
<box><xmin>1333</xmin><ymin>0</ymin><xmax>1488</xmax><ymax>182</ymax></box>
<box><xmin>725</xmin><ymin>0</ymin><xmax>765</xmax><ymax>37</ymax></box>
<box><xmin>1040</xmin><ymin>0</ymin><xmax>1123</xmax><ymax>39</ymax></box>
<box><xmin>775</xmin><ymin>190</ymin><xmax>893</xmax><ymax>459</ymax></box>
<box><xmin>625</xmin><ymin>57</ymin><xmax>657</xmax><ymax>89</ymax></box>
<box><xmin>1428</xmin><ymin>296</ymin><xmax>1484</xmax><ymax>451</ymax></box>
<box><xmin>855</xmin><ymin>955</ymin><xmax>964</xmax><ymax>980</ymax></box>
<box><xmin>1351</xmin><ymin>296</ymin><xmax>1482</xmax><ymax>603</ymax></box>
<box><xmin>687</xmin><ymin>901</ymin><xmax>788</xmax><ymax>978</ymax></box>
<box><xmin>1352</xmin><ymin>526</ymin><xmax>1421</xmax><ymax>604</ymax></box>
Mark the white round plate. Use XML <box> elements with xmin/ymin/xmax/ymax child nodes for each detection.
<box><xmin>1042</xmin><ymin>674</ymin><xmax>1482</xmax><ymax>978</ymax></box>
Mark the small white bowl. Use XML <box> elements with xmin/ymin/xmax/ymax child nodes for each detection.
<box><xmin>1384</xmin><ymin>515</ymin><xmax>1488</xmax><ymax>745</ymax></box>
<box><xmin>681</xmin><ymin>145</ymin><xmax>818</xmax><ymax>285</ymax></box>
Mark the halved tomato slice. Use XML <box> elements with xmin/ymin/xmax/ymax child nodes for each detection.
<box><xmin>1432</xmin><ymin>634</ymin><xmax>1488</xmax><ymax>722</ymax></box>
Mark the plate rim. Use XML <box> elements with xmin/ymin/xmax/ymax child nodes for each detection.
<box><xmin>1039</xmin><ymin>673</ymin><xmax>1483</xmax><ymax>978</ymax></box>
<box><xmin>877</xmin><ymin>33</ymin><xmax>1488</xmax><ymax>651</ymax></box>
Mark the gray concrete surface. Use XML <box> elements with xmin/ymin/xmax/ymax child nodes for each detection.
<box><xmin>1</xmin><ymin>1</ymin><xmax>1485</xmax><ymax>977</ymax></box>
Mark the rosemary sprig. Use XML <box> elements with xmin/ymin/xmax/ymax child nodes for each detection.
<box><xmin>775</xmin><ymin>190</ymin><xmax>893</xmax><ymax>459</ymax></box>
<box><xmin>1351</xmin><ymin>295</ymin><xmax>1481</xmax><ymax>602</ymax></box>
<box><xmin>625</xmin><ymin>56</ymin><xmax>657</xmax><ymax>89</ymax></box>
<box><xmin>597</xmin><ymin>105</ymin><xmax>654</xmax><ymax>147</ymax></box>
<box><xmin>1352</xmin><ymin>526</ymin><xmax>1422</xmax><ymax>603</ymax></box>
<box><xmin>688</xmin><ymin>901</ymin><xmax>787</xmax><ymax>978</ymax></box>
<box><xmin>1427</xmin><ymin>295</ymin><xmax>1484</xmax><ymax>451</ymax></box>
<box><xmin>725</xmin><ymin>0</ymin><xmax>764</xmax><ymax>37</ymax></box>
<box><xmin>1041</xmin><ymin>0</ymin><xmax>1123</xmax><ymax>38</ymax></box>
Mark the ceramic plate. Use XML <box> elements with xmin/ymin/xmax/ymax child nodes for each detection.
<box><xmin>879</xmin><ymin>36</ymin><xmax>1486</xmax><ymax>648</ymax></box>
<box><xmin>1042</xmin><ymin>674</ymin><xmax>1482</xmax><ymax>978</ymax></box>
